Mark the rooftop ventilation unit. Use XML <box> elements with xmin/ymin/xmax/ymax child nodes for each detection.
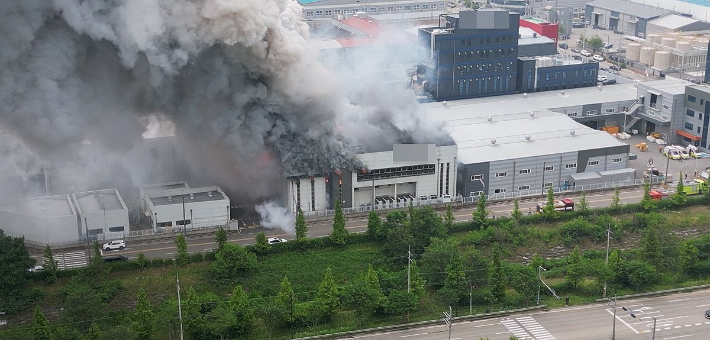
<box><xmin>490</xmin><ymin>138</ymin><xmax>497</xmax><ymax>145</ymax></box>
<box><xmin>190</xmin><ymin>193</ymin><xmax>194</xmax><ymax>200</ymax></box>
<box><xmin>525</xmin><ymin>135</ymin><xmax>531</xmax><ymax>141</ymax></box>
<box><xmin>529</xmin><ymin>111</ymin><xmax>535</xmax><ymax>118</ymax></box>
<box><xmin>168</xmin><ymin>195</ymin><xmax>172</xmax><ymax>202</ymax></box>
<box><xmin>570</xmin><ymin>129</ymin><xmax>576</xmax><ymax>136</ymax></box>
<box><xmin>487</xmin><ymin>116</ymin><xmax>493</xmax><ymax>122</ymax></box>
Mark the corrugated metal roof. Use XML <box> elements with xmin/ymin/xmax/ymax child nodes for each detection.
<box><xmin>588</xmin><ymin>0</ymin><xmax>669</xmax><ymax>19</ymax></box>
<box><xmin>72</xmin><ymin>189</ymin><xmax>126</xmax><ymax>213</ymax></box>
<box><xmin>0</xmin><ymin>195</ymin><xmax>76</xmax><ymax>218</ymax></box>
<box><xmin>648</xmin><ymin>14</ymin><xmax>699</xmax><ymax>29</ymax></box>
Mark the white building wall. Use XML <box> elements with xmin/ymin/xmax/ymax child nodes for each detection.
<box><xmin>0</xmin><ymin>211</ymin><xmax>80</xmax><ymax>245</ymax></box>
<box><xmin>150</xmin><ymin>199</ymin><xmax>230</xmax><ymax>229</ymax></box>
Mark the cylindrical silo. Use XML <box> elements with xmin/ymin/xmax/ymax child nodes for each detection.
<box><xmin>676</xmin><ymin>41</ymin><xmax>692</xmax><ymax>51</ymax></box>
<box><xmin>661</xmin><ymin>38</ymin><xmax>677</xmax><ymax>48</ymax></box>
<box><xmin>693</xmin><ymin>38</ymin><xmax>709</xmax><ymax>48</ymax></box>
<box><xmin>640</xmin><ymin>46</ymin><xmax>655</xmax><ymax>65</ymax></box>
<box><xmin>626</xmin><ymin>43</ymin><xmax>642</xmax><ymax>61</ymax></box>
<box><xmin>653</xmin><ymin>51</ymin><xmax>671</xmax><ymax>70</ymax></box>
<box><xmin>647</xmin><ymin>34</ymin><xmax>662</xmax><ymax>44</ymax></box>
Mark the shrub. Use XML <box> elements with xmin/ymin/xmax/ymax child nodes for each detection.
<box><xmin>189</xmin><ymin>252</ymin><xmax>204</xmax><ymax>263</ymax></box>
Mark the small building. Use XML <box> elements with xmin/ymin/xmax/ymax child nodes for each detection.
<box><xmin>142</xmin><ymin>184</ymin><xmax>230</xmax><ymax>230</ymax></box>
<box><xmin>586</xmin><ymin>0</ymin><xmax>673</xmax><ymax>37</ymax></box>
<box><xmin>517</xmin><ymin>56</ymin><xmax>599</xmax><ymax>93</ymax></box>
<box><xmin>519</xmin><ymin>16</ymin><xmax>559</xmax><ymax>43</ymax></box>
<box><xmin>0</xmin><ymin>195</ymin><xmax>79</xmax><ymax>245</ymax></box>
<box><xmin>646</xmin><ymin>15</ymin><xmax>710</xmax><ymax>35</ymax></box>
<box><xmin>683</xmin><ymin>84</ymin><xmax>710</xmax><ymax>150</ymax></box>
<box><xmin>518</xmin><ymin>27</ymin><xmax>558</xmax><ymax>58</ymax></box>
<box><xmin>71</xmin><ymin>188</ymin><xmax>129</xmax><ymax>240</ymax></box>
<box><xmin>298</xmin><ymin>0</ymin><xmax>447</xmax><ymax>28</ymax></box>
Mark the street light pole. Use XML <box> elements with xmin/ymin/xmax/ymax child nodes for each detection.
<box><xmin>537</xmin><ymin>265</ymin><xmax>547</xmax><ymax>305</ymax></box>
<box><xmin>603</xmin><ymin>226</ymin><xmax>613</xmax><ymax>298</ymax></box>
<box><xmin>652</xmin><ymin>316</ymin><xmax>657</xmax><ymax>340</ymax></box>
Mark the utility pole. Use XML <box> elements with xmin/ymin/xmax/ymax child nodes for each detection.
<box><xmin>604</xmin><ymin>226</ymin><xmax>613</xmax><ymax>298</ymax></box>
<box><xmin>442</xmin><ymin>306</ymin><xmax>452</xmax><ymax>340</ymax></box>
<box><xmin>407</xmin><ymin>245</ymin><xmax>412</xmax><ymax>293</ymax></box>
<box><xmin>182</xmin><ymin>196</ymin><xmax>186</xmax><ymax>235</ymax></box>
<box><xmin>177</xmin><ymin>274</ymin><xmax>184</xmax><ymax>340</ymax></box>
<box><xmin>537</xmin><ymin>265</ymin><xmax>546</xmax><ymax>305</ymax></box>
<box><xmin>609</xmin><ymin>294</ymin><xmax>636</xmax><ymax>340</ymax></box>
<box><xmin>84</xmin><ymin>217</ymin><xmax>90</xmax><ymax>262</ymax></box>
<box><xmin>469</xmin><ymin>283</ymin><xmax>473</xmax><ymax>315</ymax></box>
<box><xmin>652</xmin><ymin>316</ymin><xmax>657</xmax><ymax>340</ymax></box>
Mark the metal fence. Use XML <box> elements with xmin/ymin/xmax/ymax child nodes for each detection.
<box><xmin>303</xmin><ymin>178</ymin><xmax>655</xmax><ymax>218</ymax></box>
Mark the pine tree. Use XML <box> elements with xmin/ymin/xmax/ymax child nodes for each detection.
<box><xmin>330</xmin><ymin>201</ymin><xmax>348</xmax><ymax>245</ymax></box>
<box><xmin>85</xmin><ymin>323</ymin><xmax>100</xmax><ymax>340</ymax></box>
<box><xmin>565</xmin><ymin>246</ymin><xmax>584</xmax><ymax>289</ymax></box>
<box><xmin>316</xmin><ymin>267</ymin><xmax>340</xmax><ymax>315</ymax></box>
<box><xmin>577</xmin><ymin>191</ymin><xmax>589</xmax><ymax>214</ymax></box>
<box><xmin>611</xmin><ymin>187</ymin><xmax>621</xmax><ymax>210</ymax></box>
<box><xmin>472</xmin><ymin>193</ymin><xmax>488</xmax><ymax>229</ymax></box>
<box><xmin>542</xmin><ymin>186</ymin><xmax>557</xmax><ymax>218</ymax></box>
<box><xmin>680</xmin><ymin>241</ymin><xmax>699</xmax><ymax>274</ymax></box>
<box><xmin>132</xmin><ymin>288</ymin><xmax>155</xmax><ymax>340</ymax></box>
<box><xmin>175</xmin><ymin>234</ymin><xmax>190</xmax><ymax>266</ymax></box>
<box><xmin>364</xmin><ymin>265</ymin><xmax>385</xmax><ymax>308</ymax></box>
<box><xmin>488</xmin><ymin>243</ymin><xmax>506</xmax><ymax>302</ymax></box>
<box><xmin>295</xmin><ymin>209</ymin><xmax>307</xmax><ymax>240</ymax></box>
<box><xmin>641</xmin><ymin>225</ymin><xmax>662</xmax><ymax>268</ymax></box>
<box><xmin>366</xmin><ymin>211</ymin><xmax>382</xmax><ymax>240</ymax></box>
<box><xmin>215</xmin><ymin>226</ymin><xmax>227</xmax><ymax>251</ymax></box>
<box><xmin>409</xmin><ymin>260</ymin><xmax>427</xmax><ymax>300</ymax></box>
<box><xmin>33</xmin><ymin>306</ymin><xmax>52</xmax><ymax>340</ymax></box>
<box><xmin>672</xmin><ymin>172</ymin><xmax>688</xmax><ymax>206</ymax></box>
<box><xmin>440</xmin><ymin>255</ymin><xmax>468</xmax><ymax>305</ymax></box>
<box><xmin>183</xmin><ymin>286</ymin><xmax>203</xmax><ymax>336</ymax></box>
<box><xmin>277</xmin><ymin>276</ymin><xmax>296</xmax><ymax>324</ymax></box>
<box><xmin>228</xmin><ymin>285</ymin><xmax>255</xmax><ymax>336</ymax></box>
<box><xmin>90</xmin><ymin>241</ymin><xmax>103</xmax><ymax>267</ymax></box>
<box><xmin>511</xmin><ymin>199</ymin><xmax>523</xmax><ymax>221</ymax></box>
<box><xmin>43</xmin><ymin>245</ymin><xmax>58</xmax><ymax>284</ymax></box>
<box><xmin>444</xmin><ymin>204</ymin><xmax>455</xmax><ymax>229</ymax></box>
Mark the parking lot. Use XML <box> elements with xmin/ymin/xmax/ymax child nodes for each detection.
<box><xmin>619</xmin><ymin>134</ymin><xmax>710</xmax><ymax>183</ymax></box>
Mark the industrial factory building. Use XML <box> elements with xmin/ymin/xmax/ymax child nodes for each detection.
<box><xmin>286</xmin><ymin>144</ymin><xmax>457</xmax><ymax>213</ymax></box>
<box><xmin>585</xmin><ymin>0</ymin><xmax>672</xmax><ymax>37</ymax></box>
<box><xmin>140</xmin><ymin>182</ymin><xmax>230</xmax><ymax>230</ymax></box>
<box><xmin>0</xmin><ymin>188</ymin><xmax>129</xmax><ymax>246</ymax></box>
<box><xmin>298</xmin><ymin>0</ymin><xmax>447</xmax><ymax>28</ymax></box>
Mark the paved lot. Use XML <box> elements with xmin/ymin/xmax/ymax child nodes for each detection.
<box><xmin>619</xmin><ymin>134</ymin><xmax>710</xmax><ymax>181</ymax></box>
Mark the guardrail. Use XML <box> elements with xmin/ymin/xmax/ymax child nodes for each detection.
<box><xmin>303</xmin><ymin>178</ymin><xmax>654</xmax><ymax>219</ymax></box>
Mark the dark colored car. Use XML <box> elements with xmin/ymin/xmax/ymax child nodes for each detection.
<box><xmin>559</xmin><ymin>42</ymin><xmax>568</xmax><ymax>49</ymax></box>
<box><xmin>705</xmin><ymin>309</ymin><xmax>710</xmax><ymax>319</ymax></box>
<box><xmin>572</xmin><ymin>22</ymin><xmax>585</xmax><ymax>28</ymax></box>
<box><xmin>610</xmin><ymin>65</ymin><xmax>620</xmax><ymax>71</ymax></box>
<box><xmin>571</xmin><ymin>47</ymin><xmax>581</xmax><ymax>53</ymax></box>
<box><xmin>103</xmin><ymin>255</ymin><xmax>128</xmax><ymax>263</ymax></box>
<box><xmin>602</xmin><ymin>79</ymin><xmax>617</xmax><ymax>85</ymax></box>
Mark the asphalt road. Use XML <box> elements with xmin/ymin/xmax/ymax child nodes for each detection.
<box><xmin>89</xmin><ymin>186</ymin><xmax>648</xmax><ymax>261</ymax></box>
<box><xmin>337</xmin><ymin>289</ymin><xmax>710</xmax><ymax>340</ymax></box>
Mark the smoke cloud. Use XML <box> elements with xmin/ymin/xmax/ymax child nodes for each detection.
<box><xmin>255</xmin><ymin>201</ymin><xmax>295</xmax><ymax>234</ymax></box>
<box><xmin>0</xmin><ymin>0</ymin><xmax>451</xmax><ymax>205</ymax></box>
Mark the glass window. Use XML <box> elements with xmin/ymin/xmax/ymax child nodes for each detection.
<box><xmin>471</xmin><ymin>174</ymin><xmax>484</xmax><ymax>180</ymax></box>
<box><xmin>565</xmin><ymin>163</ymin><xmax>577</xmax><ymax>169</ymax></box>
<box><xmin>687</xmin><ymin>109</ymin><xmax>695</xmax><ymax>117</ymax></box>
<box><xmin>315</xmin><ymin>10</ymin><xmax>323</xmax><ymax>16</ymax></box>
<box><xmin>519</xmin><ymin>169</ymin><xmax>531</xmax><ymax>174</ymax></box>
<box><xmin>422</xmin><ymin>4</ymin><xmax>429</xmax><ymax>9</ymax></box>
<box><xmin>685</xmin><ymin>122</ymin><xmax>694</xmax><ymax>130</ymax></box>
<box><xmin>518</xmin><ymin>185</ymin><xmax>530</xmax><ymax>190</ymax></box>
<box><xmin>494</xmin><ymin>188</ymin><xmax>507</xmax><ymax>194</ymax></box>
<box><xmin>495</xmin><ymin>172</ymin><xmax>507</xmax><ymax>177</ymax></box>
<box><xmin>324</xmin><ymin>10</ymin><xmax>332</xmax><ymax>15</ymax></box>
<box><xmin>588</xmin><ymin>160</ymin><xmax>600</xmax><ymax>166</ymax></box>
<box><xmin>404</xmin><ymin>5</ymin><xmax>411</xmax><ymax>10</ymax></box>
<box><xmin>396</xmin><ymin>5</ymin><xmax>403</xmax><ymax>11</ymax></box>
<box><xmin>545</xmin><ymin>166</ymin><xmax>554</xmax><ymax>171</ymax></box>
<box><xmin>688</xmin><ymin>95</ymin><xmax>697</xmax><ymax>102</ymax></box>
<box><xmin>611</xmin><ymin>157</ymin><xmax>623</xmax><ymax>163</ymax></box>
<box><xmin>413</xmin><ymin>4</ymin><xmax>420</xmax><ymax>10</ymax></box>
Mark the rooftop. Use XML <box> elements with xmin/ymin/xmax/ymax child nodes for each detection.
<box><xmin>520</xmin><ymin>16</ymin><xmax>551</xmax><ymax>24</ymax></box>
<box><xmin>148</xmin><ymin>186</ymin><xmax>228</xmax><ymax>206</ymax></box>
<box><xmin>638</xmin><ymin>78</ymin><xmax>692</xmax><ymax>95</ymax></box>
<box><xmin>297</xmin><ymin>0</ymin><xmax>435</xmax><ymax>7</ymax></box>
<box><xmin>0</xmin><ymin>195</ymin><xmax>76</xmax><ymax>218</ymax></box>
<box><xmin>648</xmin><ymin>14</ymin><xmax>700</xmax><ymax>29</ymax></box>
<box><xmin>518</xmin><ymin>26</ymin><xmax>555</xmax><ymax>45</ymax></box>
<box><xmin>141</xmin><ymin>181</ymin><xmax>190</xmax><ymax>193</ymax></box>
<box><xmin>588</xmin><ymin>0</ymin><xmax>670</xmax><ymax>19</ymax></box>
<box><xmin>72</xmin><ymin>189</ymin><xmax>126</xmax><ymax>213</ymax></box>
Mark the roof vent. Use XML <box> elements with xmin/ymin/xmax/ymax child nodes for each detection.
<box><xmin>533</xmin><ymin>32</ymin><xmax>537</xmax><ymax>38</ymax></box>
<box><xmin>190</xmin><ymin>193</ymin><xmax>194</xmax><ymax>200</ymax></box>
<box><xmin>487</xmin><ymin>116</ymin><xmax>493</xmax><ymax>123</ymax></box>
<box><xmin>529</xmin><ymin>111</ymin><xmax>535</xmax><ymax>118</ymax></box>
<box><xmin>570</xmin><ymin>129</ymin><xmax>576</xmax><ymax>136</ymax></box>
<box><xmin>561</xmin><ymin>90</ymin><xmax>565</xmax><ymax>96</ymax></box>
<box><xmin>598</xmin><ymin>85</ymin><xmax>602</xmax><ymax>91</ymax></box>
<box><xmin>208</xmin><ymin>191</ymin><xmax>213</xmax><ymax>197</ymax></box>
<box><xmin>523</xmin><ymin>92</ymin><xmax>528</xmax><ymax>99</ymax></box>
<box><xmin>490</xmin><ymin>138</ymin><xmax>497</xmax><ymax>145</ymax></box>
<box><xmin>525</xmin><ymin>135</ymin><xmax>531</xmax><ymax>141</ymax></box>
<box><xmin>442</xmin><ymin>100</ymin><xmax>447</xmax><ymax>107</ymax></box>
<box><xmin>168</xmin><ymin>195</ymin><xmax>172</xmax><ymax>202</ymax></box>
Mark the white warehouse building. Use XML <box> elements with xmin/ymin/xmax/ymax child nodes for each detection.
<box><xmin>71</xmin><ymin>188</ymin><xmax>129</xmax><ymax>240</ymax></box>
<box><xmin>141</xmin><ymin>183</ymin><xmax>230</xmax><ymax>231</ymax></box>
<box><xmin>287</xmin><ymin>144</ymin><xmax>457</xmax><ymax>214</ymax></box>
<box><xmin>0</xmin><ymin>194</ymin><xmax>80</xmax><ymax>245</ymax></box>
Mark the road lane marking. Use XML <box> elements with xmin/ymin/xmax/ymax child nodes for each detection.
<box><xmin>669</xmin><ymin>298</ymin><xmax>689</xmax><ymax>302</ymax></box>
<box><xmin>400</xmin><ymin>332</ymin><xmax>427</xmax><ymax>337</ymax></box>
<box><xmin>607</xmin><ymin>308</ymin><xmax>640</xmax><ymax>334</ymax></box>
<box><xmin>664</xmin><ymin>335</ymin><xmax>692</xmax><ymax>340</ymax></box>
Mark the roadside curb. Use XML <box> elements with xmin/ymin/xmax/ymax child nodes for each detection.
<box><xmin>594</xmin><ymin>284</ymin><xmax>710</xmax><ymax>303</ymax></box>
<box><xmin>295</xmin><ymin>305</ymin><xmax>546</xmax><ymax>340</ymax></box>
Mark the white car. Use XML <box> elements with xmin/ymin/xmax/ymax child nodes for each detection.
<box><xmin>28</xmin><ymin>265</ymin><xmax>45</xmax><ymax>273</ymax></box>
<box><xmin>580</xmin><ymin>50</ymin><xmax>591</xmax><ymax>57</ymax></box>
<box><xmin>102</xmin><ymin>239</ymin><xmax>126</xmax><ymax>251</ymax></box>
<box><xmin>597</xmin><ymin>75</ymin><xmax>608</xmax><ymax>82</ymax></box>
<box><xmin>267</xmin><ymin>237</ymin><xmax>287</xmax><ymax>245</ymax></box>
<box><xmin>592</xmin><ymin>54</ymin><xmax>605</xmax><ymax>62</ymax></box>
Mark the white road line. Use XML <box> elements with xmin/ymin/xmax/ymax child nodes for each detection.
<box><xmin>663</xmin><ymin>335</ymin><xmax>692</xmax><ymax>340</ymax></box>
<box><xmin>669</xmin><ymin>298</ymin><xmax>690</xmax><ymax>303</ymax></box>
<box><xmin>400</xmin><ymin>332</ymin><xmax>427</xmax><ymax>338</ymax></box>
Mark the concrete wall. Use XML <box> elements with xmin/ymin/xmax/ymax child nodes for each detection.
<box><xmin>685</xmin><ymin>86</ymin><xmax>710</xmax><ymax>150</ymax></box>
<box><xmin>79</xmin><ymin>209</ymin><xmax>129</xmax><ymax>236</ymax></box>
<box><xmin>149</xmin><ymin>199</ymin><xmax>230</xmax><ymax>229</ymax></box>
<box><xmin>0</xmin><ymin>210</ymin><xmax>80</xmax><ymax>245</ymax></box>
<box><xmin>535</xmin><ymin>62</ymin><xmax>598</xmax><ymax>91</ymax></box>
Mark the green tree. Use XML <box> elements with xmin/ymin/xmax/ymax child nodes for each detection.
<box><xmin>210</xmin><ymin>243</ymin><xmax>258</xmax><ymax>279</ymax></box>
<box><xmin>183</xmin><ymin>286</ymin><xmax>204</xmax><ymax>338</ymax></box>
<box><xmin>586</xmin><ymin>35</ymin><xmax>604</xmax><ymax>51</ymax></box>
<box><xmin>565</xmin><ymin>246</ymin><xmax>584</xmax><ymax>289</ymax></box>
<box><xmin>420</xmin><ymin>237</ymin><xmax>460</xmax><ymax>287</ymax></box>
<box><xmin>444</xmin><ymin>204</ymin><xmax>455</xmax><ymax>229</ymax></box>
<box><xmin>316</xmin><ymin>267</ymin><xmax>340</xmax><ymax>316</ymax></box>
<box><xmin>488</xmin><ymin>243</ymin><xmax>506</xmax><ymax>302</ymax></box>
<box><xmin>345</xmin><ymin>265</ymin><xmax>384</xmax><ymax>322</ymax></box>
<box><xmin>626</xmin><ymin>260</ymin><xmax>658</xmax><ymax>292</ymax></box>
<box><xmin>611</xmin><ymin>187</ymin><xmax>621</xmax><ymax>210</ymax></box>
<box><xmin>672</xmin><ymin>172</ymin><xmax>688</xmax><ymax>206</ymax></box>
<box><xmin>607</xmin><ymin>249</ymin><xmax>623</xmax><ymax>291</ymax></box>
<box><xmin>277</xmin><ymin>276</ymin><xmax>296</xmax><ymax>324</ymax></box>
<box><xmin>43</xmin><ymin>245</ymin><xmax>58</xmax><ymax>284</ymax></box>
<box><xmin>88</xmin><ymin>240</ymin><xmax>104</xmax><ymax>272</ymax></box>
<box><xmin>680</xmin><ymin>241</ymin><xmax>699</xmax><ymax>274</ymax></box>
<box><xmin>511</xmin><ymin>199</ymin><xmax>523</xmax><ymax>221</ymax></box>
<box><xmin>472</xmin><ymin>193</ymin><xmax>489</xmax><ymax>229</ymax></box>
<box><xmin>641</xmin><ymin>225</ymin><xmax>662</xmax><ymax>268</ymax></box>
<box><xmin>175</xmin><ymin>234</ymin><xmax>189</xmax><ymax>266</ymax></box>
<box><xmin>33</xmin><ymin>306</ymin><xmax>52</xmax><ymax>340</ymax></box>
<box><xmin>254</xmin><ymin>232</ymin><xmax>270</xmax><ymax>253</ymax></box>
<box><xmin>366</xmin><ymin>211</ymin><xmax>383</xmax><ymax>240</ymax></box>
<box><xmin>439</xmin><ymin>255</ymin><xmax>468</xmax><ymax>305</ymax></box>
<box><xmin>409</xmin><ymin>260</ymin><xmax>427</xmax><ymax>300</ymax></box>
<box><xmin>382</xmin><ymin>210</ymin><xmax>413</xmax><ymax>259</ymax></box>
<box><xmin>136</xmin><ymin>253</ymin><xmax>148</xmax><ymax>271</ymax></box>
<box><xmin>60</xmin><ymin>277</ymin><xmax>105</xmax><ymax>331</ymax></box>
<box><xmin>704</xmin><ymin>180</ymin><xmax>710</xmax><ymax>203</ymax></box>
<box><xmin>410</xmin><ymin>206</ymin><xmax>447</xmax><ymax>253</ymax></box>
<box><xmin>215</xmin><ymin>226</ymin><xmax>228</xmax><ymax>251</ymax></box>
<box><xmin>132</xmin><ymin>288</ymin><xmax>155</xmax><ymax>340</ymax></box>
<box><xmin>84</xmin><ymin>323</ymin><xmax>100</xmax><ymax>340</ymax></box>
<box><xmin>543</xmin><ymin>186</ymin><xmax>557</xmax><ymax>217</ymax></box>
<box><xmin>330</xmin><ymin>201</ymin><xmax>348</xmax><ymax>246</ymax></box>
<box><xmin>295</xmin><ymin>209</ymin><xmax>307</xmax><ymax>240</ymax></box>
<box><xmin>510</xmin><ymin>265</ymin><xmax>537</xmax><ymax>304</ymax></box>
<box><xmin>641</xmin><ymin>182</ymin><xmax>656</xmax><ymax>211</ymax></box>
<box><xmin>577</xmin><ymin>191</ymin><xmax>589</xmax><ymax>214</ymax></box>
<box><xmin>227</xmin><ymin>285</ymin><xmax>254</xmax><ymax>337</ymax></box>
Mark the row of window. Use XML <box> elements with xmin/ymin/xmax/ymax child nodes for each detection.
<box><xmin>304</xmin><ymin>3</ymin><xmax>445</xmax><ymax>17</ymax></box>
<box><xmin>357</xmin><ymin>164</ymin><xmax>435</xmax><ymax>181</ymax></box>
<box><xmin>687</xmin><ymin>95</ymin><xmax>705</xmax><ymax>106</ymax></box>
<box><xmin>456</xmin><ymin>76</ymin><xmax>512</xmax><ymax>96</ymax></box>
<box><xmin>567</xmin><ymin>108</ymin><xmax>617</xmax><ymax>117</ymax></box>
<box><xmin>470</xmin><ymin>159</ymin><xmax>623</xmax><ymax>181</ymax></box>
<box><xmin>537</xmin><ymin>68</ymin><xmax>596</xmax><ymax>82</ymax></box>
<box><xmin>456</xmin><ymin>62</ymin><xmax>514</xmax><ymax>75</ymax></box>
<box><xmin>686</xmin><ymin>109</ymin><xmax>704</xmax><ymax>120</ymax></box>
<box><xmin>451</xmin><ymin>48</ymin><xmax>515</xmax><ymax>61</ymax></box>
<box><xmin>459</xmin><ymin>36</ymin><xmax>515</xmax><ymax>47</ymax></box>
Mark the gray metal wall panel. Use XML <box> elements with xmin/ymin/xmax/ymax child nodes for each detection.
<box><xmin>461</xmin><ymin>162</ymin><xmax>489</xmax><ymax>196</ymax></box>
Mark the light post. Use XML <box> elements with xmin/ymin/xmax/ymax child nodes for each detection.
<box><xmin>537</xmin><ymin>266</ymin><xmax>547</xmax><ymax>305</ymax></box>
<box><xmin>609</xmin><ymin>296</ymin><xmax>636</xmax><ymax>340</ymax></box>
<box><xmin>603</xmin><ymin>226</ymin><xmax>614</xmax><ymax>298</ymax></box>
<box><xmin>651</xmin><ymin>316</ymin><xmax>657</xmax><ymax>340</ymax></box>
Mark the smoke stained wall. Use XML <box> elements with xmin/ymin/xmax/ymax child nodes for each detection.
<box><xmin>0</xmin><ymin>0</ymin><xmax>451</xmax><ymax>204</ymax></box>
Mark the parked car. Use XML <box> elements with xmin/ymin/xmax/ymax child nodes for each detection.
<box><xmin>102</xmin><ymin>239</ymin><xmax>125</xmax><ymax>251</ymax></box>
<box><xmin>28</xmin><ymin>265</ymin><xmax>45</xmax><ymax>273</ymax></box>
<box><xmin>592</xmin><ymin>55</ymin><xmax>605</xmax><ymax>62</ymax></box>
<box><xmin>706</xmin><ymin>309</ymin><xmax>710</xmax><ymax>319</ymax></box>
<box><xmin>603</xmin><ymin>43</ymin><xmax>614</xmax><ymax>49</ymax></box>
<box><xmin>103</xmin><ymin>255</ymin><xmax>128</xmax><ymax>263</ymax></box>
<box><xmin>609</xmin><ymin>65</ymin><xmax>620</xmax><ymax>71</ymax></box>
<box><xmin>267</xmin><ymin>237</ymin><xmax>287</xmax><ymax>244</ymax></box>
<box><xmin>559</xmin><ymin>42</ymin><xmax>568</xmax><ymax>49</ymax></box>
<box><xmin>572</xmin><ymin>22</ymin><xmax>585</xmax><ymax>28</ymax></box>
<box><xmin>600</xmin><ymin>67</ymin><xmax>607</xmax><ymax>72</ymax></box>
<box><xmin>571</xmin><ymin>47</ymin><xmax>581</xmax><ymax>53</ymax></box>
<box><xmin>580</xmin><ymin>50</ymin><xmax>591</xmax><ymax>57</ymax></box>
<box><xmin>597</xmin><ymin>75</ymin><xmax>608</xmax><ymax>82</ymax></box>
<box><xmin>602</xmin><ymin>79</ymin><xmax>617</xmax><ymax>85</ymax></box>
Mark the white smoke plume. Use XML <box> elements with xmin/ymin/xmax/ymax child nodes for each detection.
<box><xmin>0</xmin><ymin>0</ymin><xmax>452</xmax><ymax>203</ymax></box>
<box><xmin>255</xmin><ymin>201</ymin><xmax>295</xmax><ymax>234</ymax></box>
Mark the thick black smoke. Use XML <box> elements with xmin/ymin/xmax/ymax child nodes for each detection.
<box><xmin>0</xmin><ymin>0</ymin><xmax>451</xmax><ymax>201</ymax></box>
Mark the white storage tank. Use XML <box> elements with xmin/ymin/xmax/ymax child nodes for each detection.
<box><xmin>626</xmin><ymin>43</ymin><xmax>642</xmax><ymax>61</ymax></box>
<box><xmin>647</xmin><ymin>34</ymin><xmax>662</xmax><ymax>44</ymax></box>
<box><xmin>640</xmin><ymin>46</ymin><xmax>655</xmax><ymax>65</ymax></box>
<box><xmin>676</xmin><ymin>41</ymin><xmax>692</xmax><ymax>51</ymax></box>
<box><xmin>653</xmin><ymin>51</ymin><xmax>671</xmax><ymax>70</ymax></box>
<box><xmin>693</xmin><ymin>38</ymin><xmax>709</xmax><ymax>48</ymax></box>
<box><xmin>660</xmin><ymin>38</ymin><xmax>677</xmax><ymax>48</ymax></box>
